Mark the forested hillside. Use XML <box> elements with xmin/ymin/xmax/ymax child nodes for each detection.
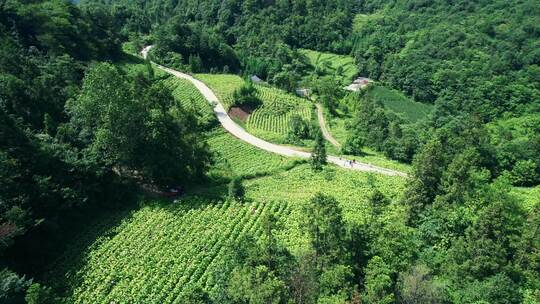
<box><xmin>1</xmin><ymin>0</ymin><xmax>210</xmax><ymax>301</ymax></box>
<box><xmin>1</xmin><ymin>0</ymin><xmax>539</xmax><ymax>303</ymax></box>
<box><xmin>81</xmin><ymin>0</ymin><xmax>356</xmax><ymax>86</ymax></box>
<box><xmin>343</xmin><ymin>0</ymin><xmax>540</xmax><ymax>186</ymax></box>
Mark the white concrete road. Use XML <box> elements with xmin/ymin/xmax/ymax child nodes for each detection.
<box><xmin>142</xmin><ymin>46</ymin><xmax>407</xmax><ymax>177</ymax></box>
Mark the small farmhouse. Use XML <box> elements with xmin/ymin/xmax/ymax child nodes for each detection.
<box><xmin>344</xmin><ymin>77</ymin><xmax>372</xmax><ymax>91</ymax></box>
<box><xmin>250</xmin><ymin>75</ymin><xmax>263</xmax><ymax>83</ymax></box>
<box><xmin>295</xmin><ymin>88</ymin><xmax>311</xmax><ymax>98</ymax></box>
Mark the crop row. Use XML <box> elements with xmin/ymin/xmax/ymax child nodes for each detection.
<box><xmin>194</xmin><ymin>74</ymin><xmax>244</xmax><ymax>109</ymax></box>
<box><xmin>207</xmin><ymin>130</ymin><xmax>296</xmax><ymax>177</ymax></box>
<box><xmin>247</xmin><ymin>85</ymin><xmax>312</xmax><ymax>135</ymax></box>
<box><xmin>248</xmin><ymin>106</ymin><xmax>311</xmax><ymax>135</ymax></box>
<box><xmin>53</xmin><ymin>199</ymin><xmax>289</xmax><ymax>303</ymax></box>
<box><xmin>160</xmin><ymin>77</ymin><xmax>216</xmax><ymax>126</ymax></box>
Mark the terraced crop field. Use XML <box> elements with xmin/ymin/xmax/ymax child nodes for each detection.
<box><xmin>48</xmin><ymin>199</ymin><xmax>290</xmax><ymax>303</ymax></box>
<box><xmin>300</xmin><ymin>49</ymin><xmax>358</xmax><ymax>83</ymax></box>
<box><xmin>207</xmin><ymin>129</ymin><xmax>301</xmax><ymax>178</ymax></box>
<box><xmin>195</xmin><ymin>74</ymin><xmax>244</xmax><ymax>109</ymax></box>
<box><xmin>247</xmin><ymin>86</ymin><xmax>313</xmax><ymax>138</ymax></box>
<box><xmin>44</xmin><ymin>124</ymin><xmax>407</xmax><ymax>303</ymax></box>
<box><xmin>162</xmin><ymin>76</ymin><xmax>216</xmax><ymax>127</ymax></box>
<box><xmin>194</xmin><ymin>74</ymin><xmax>314</xmax><ymax>143</ymax></box>
<box><xmin>246</xmin><ymin>164</ymin><xmax>406</xmax><ymax>225</ymax></box>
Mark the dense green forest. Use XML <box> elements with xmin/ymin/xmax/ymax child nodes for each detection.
<box><xmin>346</xmin><ymin>0</ymin><xmax>540</xmax><ymax>185</ymax></box>
<box><xmin>1</xmin><ymin>0</ymin><xmax>210</xmax><ymax>301</ymax></box>
<box><xmin>1</xmin><ymin>0</ymin><xmax>539</xmax><ymax>303</ymax></box>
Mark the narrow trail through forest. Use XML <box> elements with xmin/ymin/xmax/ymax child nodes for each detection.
<box><xmin>141</xmin><ymin>46</ymin><xmax>407</xmax><ymax>177</ymax></box>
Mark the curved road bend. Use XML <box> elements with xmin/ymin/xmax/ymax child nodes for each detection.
<box><xmin>141</xmin><ymin>46</ymin><xmax>407</xmax><ymax>177</ymax></box>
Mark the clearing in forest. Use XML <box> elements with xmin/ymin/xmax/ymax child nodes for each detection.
<box><xmin>366</xmin><ymin>85</ymin><xmax>433</xmax><ymax>123</ymax></box>
<box><xmin>195</xmin><ymin>73</ymin><xmax>315</xmax><ymax>145</ymax></box>
<box><xmin>300</xmin><ymin>49</ymin><xmax>359</xmax><ymax>84</ymax></box>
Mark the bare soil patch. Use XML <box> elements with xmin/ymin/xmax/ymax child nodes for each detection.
<box><xmin>228</xmin><ymin>105</ymin><xmax>253</xmax><ymax>122</ymax></box>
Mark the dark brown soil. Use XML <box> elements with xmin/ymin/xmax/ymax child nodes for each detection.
<box><xmin>228</xmin><ymin>105</ymin><xmax>253</xmax><ymax>122</ymax></box>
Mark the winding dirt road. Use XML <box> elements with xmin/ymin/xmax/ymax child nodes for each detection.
<box><xmin>141</xmin><ymin>46</ymin><xmax>406</xmax><ymax>177</ymax></box>
<box><xmin>315</xmin><ymin>103</ymin><xmax>341</xmax><ymax>148</ymax></box>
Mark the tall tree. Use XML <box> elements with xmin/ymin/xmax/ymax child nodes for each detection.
<box><xmin>362</xmin><ymin>256</ymin><xmax>394</xmax><ymax>304</ymax></box>
<box><xmin>310</xmin><ymin>130</ymin><xmax>327</xmax><ymax>171</ymax></box>
<box><xmin>304</xmin><ymin>193</ymin><xmax>345</xmax><ymax>270</ymax></box>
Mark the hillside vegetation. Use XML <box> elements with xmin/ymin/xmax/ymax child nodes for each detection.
<box><xmin>45</xmin><ymin>129</ymin><xmax>406</xmax><ymax>303</ymax></box>
<box><xmin>365</xmin><ymin>86</ymin><xmax>432</xmax><ymax>123</ymax></box>
<box><xmin>300</xmin><ymin>49</ymin><xmax>358</xmax><ymax>85</ymax></box>
<box><xmin>1</xmin><ymin>0</ymin><xmax>540</xmax><ymax>303</ymax></box>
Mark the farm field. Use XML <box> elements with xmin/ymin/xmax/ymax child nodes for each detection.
<box><xmin>47</xmin><ymin>198</ymin><xmax>291</xmax><ymax>303</ymax></box>
<box><xmin>162</xmin><ymin>76</ymin><xmax>217</xmax><ymax>128</ymax></box>
<box><xmin>247</xmin><ymin>85</ymin><xmax>314</xmax><ymax>144</ymax></box>
<box><xmin>300</xmin><ymin>49</ymin><xmax>358</xmax><ymax>84</ymax></box>
<box><xmin>245</xmin><ymin>164</ymin><xmax>406</xmax><ymax>221</ymax></box>
<box><xmin>206</xmin><ymin>129</ymin><xmax>302</xmax><ymax>179</ymax></box>
<box><xmin>196</xmin><ymin>73</ymin><xmax>316</xmax><ymax>145</ymax></box>
<box><xmin>195</xmin><ymin>74</ymin><xmax>244</xmax><ymax>109</ymax></box>
<box><xmin>46</xmin><ymin>174</ymin><xmax>405</xmax><ymax>303</ymax></box>
<box><xmin>366</xmin><ymin>85</ymin><xmax>433</xmax><ymax>123</ymax></box>
<box><xmin>44</xmin><ymin>126</ymin><xmax>407</xmax><ymax>302</ymax></box>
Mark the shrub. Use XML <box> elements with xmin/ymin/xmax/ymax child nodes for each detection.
<box><xmin>342</xmin><ymin>134</ymin><xmax>365</xmax><ymax>155</ymax></box>
<box><xmin>509</xmin><ymin>160</ymin><xmax>539</xmax><ymax>186</ymax></box>
<box><xmin>228</xmin><ymin>177</ymin><xmax>245</xmax><ymax>201</ymax></box>
<box><xmin>232</xmin><ymin>82</ymin><xmax>262</xmax><ymax>108</ymax></box>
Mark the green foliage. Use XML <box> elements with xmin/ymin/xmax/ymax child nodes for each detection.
<box><xmin>452</xmin><ymin>273</ymin><xmax>521</xmax><ymax>304</ymax></box>
<box><xmin>341</xmin><ymin>134</ymin><xmax>365</xmax><ymax>155</ymax></box>
<box><xmin>348</xmin><ymin>0</ymin><xmax>540</xmax><ymax>188</ymax></box>
<box><xmin>487</xmin><ymin>114</ymin><xmax>540</xmax><ymax>186</ymax></box>
<box><xmin>312</xmin><ymin>76</ymin><xmax>344</xmax><ymax>115</ymax></box>
<box><xmin>0</xmin><ymin>268</ymin><xmax>31</xmax><ymax>303</ymax></box>
<box><xmin>228</xmin><ymin>177</ymin><xmax>245</xmax><ymax>201</ymax></box>
<box><xmin>232</xmin><ymin>81</ymin><xmax>262</xmax><ymax>108</ymax></box>
<box><xmin>67</xmin><ymin>63</ymin><xmax>211</xmax><ymax>186</ymax></box>
<box><xmin>304</xmin><ymin>193</ymin><xmax>345</xmax><ymax>268</ymax></box>
<box><xmin>345</xmin><ymin>92</ymin><xmax>419</xmax><ymax>162</ymax></box>
<box><xmin>150</xmin><ymin>18</ymin><xmax>239</xmax><ymax>73</ymax></box>
<box><xmin>397</xmin><ymin>265</ymin><xmax>445</xmax><ymax>304</ymax></box>
<box><xmin>25</xmin><ymin>283</ymin><xmax>55</xmax><ymax>304</ymax></box>
<box><xmin>311</xmin><ymin>131</ymin><xmax>327</xmax><ymax>171</ymax></box>
<box><xmin>1</xmin><ymin>0</ymin><xmax>122</xmax><ymax>62</ymax></box>
<box><xmin>363</xmin><ymin>256</ymin><xmax>394</xmax><ymax>304</ymax></box>
<box><xmin>0</xmin><ymin>0</ymin><xmax>126</xmax><ymax>280</ymax></box>
<box><xmin>318</xmin><ymin>264</ymin><xmax>354</xmax><ymax>300</ymax></box>
<box><xmin>286</xmin><ymin>114</ymin><xmax>312</xmax><ymax>144</ymax></box>
<box><xmin>353</xmin><ymin>1</ymin><xmax>540</xmax><ymax>118</ymax></box>
<box><xmin>508</xmin><ymin>160</ymin><xmax>540</xmax><ymax>187</ymax></box>
<box><xmin>176</xmin><ymin>285</ymin><xmax>211</xmax><ymax>304</ymax></box>
<box><xmin>227</xmin><ymin>265</ymin><xmax>288</xmax><ymax>304</ymax></box>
